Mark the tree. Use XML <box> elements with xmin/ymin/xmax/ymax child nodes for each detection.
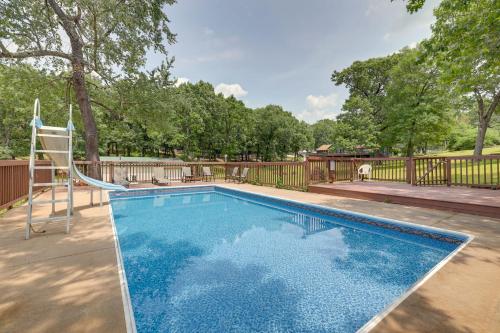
<box><xmin>391</xmin><ymin>0</ymin><xmax>426</xmax><ymax>13</ymax></box>
<box><xmin>0</xmin><ymin>64</ymin><xmax>67</xmax><ymax>157</ymax></box>
<box><xmin>336</xmin><ymin>96</ymin><xmax>379</xmax><ymax>151</ymax></box>
<box><xmin>0</xmin><ymin>0</ymin><xmax>176</xmax><ymax>173</ymax></box>
<box><xmin>424</xmin><ymin>0</ymin><xmax>500</xmax><ymax>155</ymax></box>
<box><xmin>253</xmin><ymin>105</ymin><xmax>309</xmax><ymax>161</ymax></box>
<box><xmin>311</xmin><ymin>119</ymin><xmax>337</xmax><ymax>148</ymax></box>
<box><xmin>382</xmin><ymin>48</ymin><xmax>452</xmax><ymax>156</ymax></box>
<box><xmin>331</xmin><ymin>54</ymin><xmax>401</xmax><ymax>145</ymax></box>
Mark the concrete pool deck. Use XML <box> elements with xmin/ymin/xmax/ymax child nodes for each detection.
<box><xmin>0</xmin><ymin>183</ymin><xmax>499</xmax><ymax>333</ymax></box>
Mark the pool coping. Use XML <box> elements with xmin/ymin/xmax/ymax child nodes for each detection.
<box><xmin>108</xmin><ymin>184</ymin><xmax>474</xmax><ymax>333</ymax></box>
<box><xmin>107</xmin><ymin>191</ymin><xmax>137</xmax><ymax>333</ymax></box>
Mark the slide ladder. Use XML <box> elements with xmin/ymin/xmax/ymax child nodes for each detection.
<box><xmin>25</xmin><ymin>99</ymin><xmax>127</xmax><ymax>240</ymax></box>
<box><xmin>26</xmin><ymin>99</ymin><xmax>73</xmax><ymax>239</ymax></box>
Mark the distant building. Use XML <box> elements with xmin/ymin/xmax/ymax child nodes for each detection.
<box><xmin>308</xmin><ymin>144</ymin><xmax>378</xmax><ymax>160</ymax></box>
<box><xmin>315</xmin><ymin>144</ymin><xmax>332</xmax><ymax>153</ymax></box>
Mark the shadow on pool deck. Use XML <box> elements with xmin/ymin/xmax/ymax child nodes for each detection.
<box><xmin>0</xmin><ymin>184</ymin><xmax>499</xmax><ymax>333</ymax></box>
<box><xmin>0</xmin><ymin>189</ymin><xmax>125</xmax><ymax>333</ymax></box>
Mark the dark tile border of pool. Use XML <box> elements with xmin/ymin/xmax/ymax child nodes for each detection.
<box><xmin>109</xmin><ymin>185</ymin><xmax>469</xmax><ymax>245</ymax></box>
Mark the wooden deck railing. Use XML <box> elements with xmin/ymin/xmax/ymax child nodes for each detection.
<box><xmin>447</xmin><ymin>155</ymin><xmax>500</xmax><ymax>188</ymax></box>
<box><xmin>352</xmin><ymin>158</ymin><xmax>410</xmax><ymax>183</ymax></box>
<box><xmin>0</xmin><ymin>160</ymin><xmax>52</xmax><ymax>210</ymax></box>
<box><xmin>310</xmin><ymin>155</ymin><xmax>500</xmax><ymax>189</ymax></box>
<box><xmin>74</xmin><ymin>161</ymin><xmax>228</xmax><ymax>183</ymax></box>
<box><xmin>317</xmin><ymin>157</ymin><xmax>411</xmax><ymax>184</ymax></box>
<box><xmin>2</xmin><ymin>155</ymin><xmax>498</xmax><ymax>209</ymax></box>
<box><xmin>413</xmin><ymin>157</ymin><xmax>448</xmax><ymax>186</ymax></box>
<box><xmin>226</xmin><ymin>162</ymin><xmax>309</xmax><ymax>189</ymax></box>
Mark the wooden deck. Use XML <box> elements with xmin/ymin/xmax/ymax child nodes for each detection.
<box><xmin>309</xmin><ymin>182</ymin><xmax>500</xmax><ymax>218</ymax></box>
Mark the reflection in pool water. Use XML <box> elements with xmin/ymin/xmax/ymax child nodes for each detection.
<box><xmin>111</xmin><ymin>190</ymin><xmax>458</xmax><ymax>333</ymax></box>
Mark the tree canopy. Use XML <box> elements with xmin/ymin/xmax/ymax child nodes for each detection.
<box><xmin>1</xmin><ymin>0</ymin><xmax>499</xmax><ymax>160</ymax></box>
<box><xmin>0</xmin><ymin>0</ymin><xmax>177</xmax><ymax>174</ymax></box>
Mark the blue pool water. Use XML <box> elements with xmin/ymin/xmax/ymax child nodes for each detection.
<box><xmin>110</xmin><ymin>187</ymin><xmax>467</xmax><ymax>333</ymax></box>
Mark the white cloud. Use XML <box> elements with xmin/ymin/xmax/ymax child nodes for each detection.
<box><xmin>306</xmin><ymin>93</ymin><xmax>338</xmax><ymax>110</ymax></box>
<box><xmin>296</xmin><ymin>93</ymin><xmax>340</xmax><ymax>124</ymax></box>
<box><xmin>214</xmin><ymin>83</ymin><xmax>248</xmax><ymax>98</ymax></box>
<box><xmin>174</xmin><ymin>77</ymin><xmax>190</xmax><ymax>87</ymax></box>
<box><xmin>408</xmin><ymin>41</ymin><xmax>418</xmax><ymax>49</ymax></box>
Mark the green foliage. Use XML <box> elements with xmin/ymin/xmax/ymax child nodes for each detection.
<box><xmin>332</xmin><ymin>0</ymin><xmax>500</xmax><ymax>156</ymax></box>
<box><xmin>331</xmin><ymin>53</ymin><xmax>401</xmax><ymax>148</ymax></box>
<box><xmin>0</xmin><ymin>64</ymin><xmax>68</xmax><ymax>157</ymax></box>
<box><xmin>381</xmin><ymin>48</ymin><xmax>452</xmax><ymax>156</ymax></box>
<box><xmin>0</xmin><ymin>64</ymin><xmax>313</xmax><ymax>161</ymax></box>
<box><xmin>0</xmin><ymin>0</ymin><xmax>178</xmax><ymax>164</ymax></box>
<box><xmin>336</xmin><ymin>97</ymin><xmax>379</xmax><ymax>150</ymax></box>
<box><xmin>448</xmin><ymin>126</ymin><xmax>500</xmax><ymax>151</ymax></box>
<box><xmin>0</xmin><ymin>0</ymin><xmax>177</xmax><ymax>78</ymax></box>
<box><xmin>0</xmin><ymin>145</ymin><xmax>13</xmax><ymax>159</ymax></box>
<box><xmin>423</xmin><ymin>0</ymin><xmax>500</xmax><ymax>154</ymax></box>
<box><xmin>426</xmin><ymin>0</ymin><xmax>499</xmax><ymax>94</ymax></box>
<box><xmin>392</xmin><ymin>0</ymin><xmax>426</xmax><ymax>13</ymax></box>
<box><xmin>253</xmin><ymin>105</ymin><xmax>312</xmax><ymax>161</ymax></box>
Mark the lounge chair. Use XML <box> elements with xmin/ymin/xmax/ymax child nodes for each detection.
<box><xmin>113</xmin><ymin>166</ymin><xmax>130</xmax><ymax>187</ymax></box>
<box><xmin>358</xmin><ymin>164</ymin><xmax>372</xmax><ymax>181</ymax></box>
<box><xmin>236</xmin><ymin>167</ymin><xmax>249</xmax><ymax>183</ymax></box>
<box><xmin>226</xmin><ymin>167</ymin><xmax>239</xmax><ymax>182</ymax></box>
<box><xmin>152</xmin><ymin>167</ymin><xmax>170</xmax><ymax>185</ymax></box>
<box><xmin>202</xmin><ymin>166</ymin><xmax>215</xmax><ymax>182</ymax></box>
<box><xmin>182</xmin><ymin>166</ymin><xmax>194</xmax><ymax>182</ymax></box>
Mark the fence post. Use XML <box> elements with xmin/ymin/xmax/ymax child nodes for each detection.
<box><xmin>109</xmin><ymin>163</ymin><xmax>114</xmax><ymax>183</ymax></box>
<box><xmin>305</xmin><ymin>161</ymin><xmax>310</xmax><ymax>187</ymax></box>
<box><xmin>446</xmin><ymin>158</ymin><xmax>452</xmax><ymax>187</ymax></box>
<box><xmin>411</xmin><ymin>158</ymin><xmax>417</xmax><ymax>186</ymax></box>
<box><xmin>405</xmin><ymin>158</ymin><xmax>412</xmax><ymax>184</ymax></box>
<box><xmin>350</xmin><ymin>159</ymin><xmax>354</xmax><ymax>182</ymax></box>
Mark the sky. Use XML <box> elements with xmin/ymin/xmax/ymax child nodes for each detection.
<box><xmin>147</xmin><ymin>0</ymin><xmax>440</xmax><ymax>124</ymax></box>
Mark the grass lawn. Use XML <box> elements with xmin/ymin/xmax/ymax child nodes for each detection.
<box><xmin>425</xmin><ymin>145</ymin><xmax>500</xmax><ymax>157</ymax></box>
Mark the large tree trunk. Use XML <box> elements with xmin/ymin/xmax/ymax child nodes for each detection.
<box><xmin>72</xmin><ymin>59</ymin><xmax>101</xmax><ymax>179</ymax></box>
<box><xmin>473</xmin><ymin>119</ymin><xmax>488</xmax><ymax>156</ymax></box>
<box><xmin>473</xmin><ymin>90</ymin><xmax>500</xmax><ymax>156</ymax></box>
<box><xmin>45</xmin><ymin>0</ymin><xmax>101</xmax><ymax>177</ymax></box>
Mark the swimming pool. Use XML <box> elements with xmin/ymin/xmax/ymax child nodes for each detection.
<box><xmin>109</xmin><ymin>186</ymin><xmax>470</xmax><ymax>333</ymax></box>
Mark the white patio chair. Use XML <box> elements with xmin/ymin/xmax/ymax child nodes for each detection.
<box><xmin>358</xmin><ymin>164</ymin><xmax>372</xmax><ymax>181</ymax></box>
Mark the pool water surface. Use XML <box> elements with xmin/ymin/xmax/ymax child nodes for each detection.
<box><xmin>110</xmin><ymin>187</ymin><xmax>468</xmax><ymax>333</ymax></box>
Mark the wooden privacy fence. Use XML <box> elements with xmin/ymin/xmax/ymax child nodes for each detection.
<box><xmin>0</xmin><ymin>160</ymin><xmax>52</xmax><ymax>210</ymax></box>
